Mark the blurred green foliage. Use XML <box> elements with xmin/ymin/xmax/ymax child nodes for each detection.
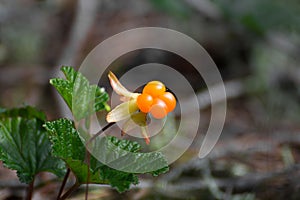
<box><xmin>149</xmin><ymin>0</ymin><xmax>192</xmax><ymax>19</ymax></box>
<box><xmin>1</xmin><ymin>28</ymin><xmax>43</xmax><ymax>63</ymax></box>
<box><xmin>213</xmin><ymin>0</ymin><xmax>300</xmax><ymax>35</ymax></box>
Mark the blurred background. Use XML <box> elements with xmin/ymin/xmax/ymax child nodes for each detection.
<box><xmin>1</xmin><ymin>0</ymin><xmax>300</xmax><ymax>199</ymax></box>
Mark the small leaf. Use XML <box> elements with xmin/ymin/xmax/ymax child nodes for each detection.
<box><xmin>0</xmin><ymin>107</ymin><xmax>66</xmax><ymax>184</ymax></box>
<box><xmin>50</xmin><ymin>66</ymin><xmax>110</xmax><ymax>120</ymax></box>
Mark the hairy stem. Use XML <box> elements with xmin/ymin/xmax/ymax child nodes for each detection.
<box><xmin>26</xmin><ymin>178</ymin><xmax>34</xmax><ymax>200</ymax></box>
<box><xmin>85</xmin><ymin>150</ymin><xmax>91</xmax><ymax>200</ymax></box>
<box><xmin>57</xmin><ymin>168</ymin><xmax>71</xmax><ymax>200</ymax></box>
<box><xmin>84</xmin><ymin>122</ymin><xmax>115</xmax><ymax>199</ymax></box>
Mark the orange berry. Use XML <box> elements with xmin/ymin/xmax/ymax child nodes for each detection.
<box><xmin>158</xmin><ymin>92</ymin><xmax>176</xmax><ymax>112</ymax></box>
<box><xmin>137</xmin><ymin>93</ymin><xmax>153</xmax><ymax>113</ymax></box>
<box><xmin>150</xmin><ymin>98</ymin><xmax>168</xmax><ymax>119</ymax></box>
<box><xmin>143</xmin><ymin>81</ymin><xmax>166</xmax><ymax>98</ymax></box>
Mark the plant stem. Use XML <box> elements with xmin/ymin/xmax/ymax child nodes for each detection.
<box><xmin>83</xmin><ymin>122</ymin><xmax>115</xmax><ymax>199</ymax></box>
<box><xmin>26</xmin><ymin>178</ymin><xmax>34</xmax><ymax>200</ymax></box>
<box><xmin>57</xmin><ymin>168</ymin><xmax>71</xmax><ymax>200</ymax></box>
<box><xmin>87</xmin><ymin>122</ymin><xmax>115</xmax><ymax>145</ymax></box>
<box><xmin>59</xmin><ymin>182</ymin><xmax>80</xmax><ymax>200</ymax></box>
<box><xmin>85</xmin><ymin>149</ymin><xmax>91</xmax><ymax>200</ymax></box>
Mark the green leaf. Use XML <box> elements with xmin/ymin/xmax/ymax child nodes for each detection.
<box><xmin>91</xmin><ymin>136</ymin><xmax>169</xmax><ymax>174</ymax></box>
<box><xmin>64</xmin><ymin>159</ymin><xmax>107</xmax><ymax>185</ymax></box>
<box><xmin>44</xmin><ymin>119</ymin><xmax>139</xmax><ymax>192</ymax></box>
<box><xmin>97</xmin><ymin>165</ymin><xmax>139</xmax><ymax>192</ymax></box>
<box><xmin>44</xmin><ymin>119</ymin><xmax>169</xmax><ymax>192</ymax></box>
<box><xmin>65</xmin><ymin>158</ymin><xmax>139</xmax><ymax>192</ymax></box>
<box><xmin>151</xmin><ymin>166</ymin><xmax>169</xmax><ymax>177</ymax></box>
<box><xmin>0</xmin><ymin>107</ymin><xmax>66</xmax><ymax>184</ymax></box>
<box><xmin>43</xmin><ymin>119</ymin><xmax>85</xmax><ymax>161</ymax></box>
<box><xmin>108</xmin><ymin>135</ymin><xmax>141</xmax><ymax>153</ymax></box>
<box><xmin>50</xmin><ymin>66</ymin><xmax>110</xmax><ymax>120</ymax></box>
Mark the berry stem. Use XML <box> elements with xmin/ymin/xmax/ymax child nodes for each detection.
<box><xmin>86</xmin><ymin>122</ymin><xmax>116</xmax><ymax>145</ymax></box>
